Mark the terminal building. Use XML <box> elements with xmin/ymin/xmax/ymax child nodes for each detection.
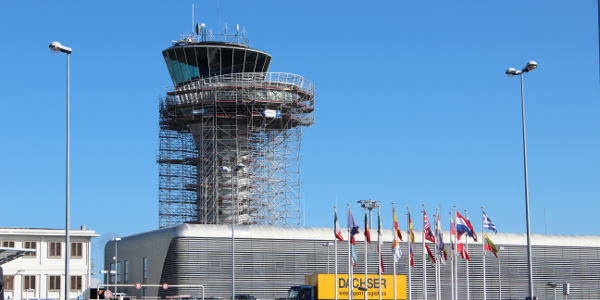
<box><xmin>105</xmin><ymin>223</ymin><xmax>600</xmax><ymax>300</ymax></box>
<box><xmin>1</xmin><ymin>227</ymin><xmax>99</xmax><ymax>300</ymax></box>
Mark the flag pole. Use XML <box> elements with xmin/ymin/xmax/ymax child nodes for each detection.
<box><xmin>377</xmin><ymin>206</ymin><xmax>382</xmax><ymax>300</ymax></box>
<box><xmin>364</xmin><ymin>207</ymin><xmax>368</xmax><ymax>300</ymax></box>
<box><xmin>436</xmin><ymin>209</ymin><xmax>441</xmax><ymax>300</ymax></box>
<box><xmin>453</xmin><ymin>206</ymin><xmax>458</xmax><ymax>300</ymax></box>
<box><xmin>498</xmin><ymin>247</ymin><xmax>502</xmax><ymax>300</ymax></box>
<box><xmin>392</xmin><ymin>203</ymin><xmax>397</xmax><ymax>300</ymax></box>
<box><xmin>449</xmin><ymin>211</ymin><xmax>454</xmax><ymax>300</ymax></box>
<box><xmin>421</xmin><ymin>204</ymin><xmax>427</xmax><ymax>300</ymax></box>
<box><xmin>335</xmin><ymin>205</ymin><xmax>339</xmax><ymax>300</ymax></box>
<box><xmin>348</xmin><ymin>204</ymin><xmax>353</xmax><ymax>300</ymax></box>
<box><xmin>464</xmin><ymin>209</ymin><xmax>470</xmax><ymax>300</ymax></box>
<box><xmin>481</xmin><ymin>207</ymin><xmax>487</xmax><ymax>300</ymax></box>
<box><xmin>406</xmin><ymin>206</ymin><xmax>411</xmax><ymax>300</ymax></box>
<box><xmin>434</xmin><ymin>210</ymin><xmax>439</xmax><ymax>300</ymax></box>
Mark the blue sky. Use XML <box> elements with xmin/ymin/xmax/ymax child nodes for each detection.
<box><xmin>0</xmin><ymin>1</ymin><xmax>598</xmax><ymax>271</ymax></box>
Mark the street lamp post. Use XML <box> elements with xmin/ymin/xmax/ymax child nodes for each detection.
<box><xmin>112</xmin><ymin>237</ymin><xmax>122</xmax><ymax>294</ymax></box>
<box><xmin>49</xmin><ymin>41</ymin><xmax>73</xmax><ymax>300</ymax></box>
<box><xmin>100</xmin><ymin>270</ymin><xmax>117</xmax><ymax>289</ymax></box>
<box><xmin>506</xmin><ymin>60</ymin><xmax>538</xmax><ymax>300</ymax></box>
<box><xmin>547</xmin><ymin>282</ymin><xmax>558</xmax><ymax>300</ymax></box>
<box><xmin>227</xmin><ymin>163</ymin><xmax>245</xmax><ymax>300</ymax></box>
<box><xmin>357</xmin><ymin>199</ymin><xmax>380</xmax><ymax>300</ymax></box>
<box><xmin>322</xmin><ymin>242</ymin><xmax>334</xmax><ymax>273</ymax></box>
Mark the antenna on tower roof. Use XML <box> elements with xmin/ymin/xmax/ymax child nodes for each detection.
<box><xmin>191</xmin><ymin>3</ymin><xmax>195</xmax><ymax>34</ymax></box>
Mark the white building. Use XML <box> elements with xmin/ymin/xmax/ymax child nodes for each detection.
<box><xmin>1</xmin><ymin>227</ymin><xmax>99</xmax><ymax>300</ymax></box>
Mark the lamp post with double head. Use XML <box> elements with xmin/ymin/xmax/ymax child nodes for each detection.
<box><xmin>49</xmin><ymin>41</ymin><xmax>73</xmax><ymax>300</ymax></box>
<box><xmin>505</xmin><ymin>60</ymin><xmax>538</xmax><ymax>300</ymax></box>
<box><xmin>322</xmin><ymin>242</ymin><xmax>334</xmax><ymax>274</ymax></box>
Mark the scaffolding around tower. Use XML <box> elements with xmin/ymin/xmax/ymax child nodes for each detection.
<box><xmin>158</xmin><ymin>72</ymin><xmax>314</xmax><ymax>228</ymax></box>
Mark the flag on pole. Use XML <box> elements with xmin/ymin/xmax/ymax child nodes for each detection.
<box><xmin>409</xmin><ymin>246</ymin><xmax>415</xmax><ymax>267</ymax></box>
<box><xmin>425</xmin><ymin>243</ymin><xmax>436</xmax><ymax>264</ymax></box>
<box><xmin>393</xmin><ymin>208</ymin><xmax>403</xmax><ymax>241</ymax></box>
<box><xmin>348</xmin><ymin>210</ymin><xmax>360</xmax><ymax>245</ymax></box>
<box><xmin>392</xmin><ymin>236</ymin><xmax>402</xmax><ymax>262</ymax></box>
<box><xmin>482</xmin><ymin>210</ymin><xmax>498</xmax><ymax>233</ymax></box>
<box><xmin>408</xmin><ymin>211</ymin><xmax>415</xmax><ymax>243</ymax></box>
<box><xmin>457</xmin><ymin>242</ymin><xmax>470</xmax><ymax>260</ymax></box>
<box><xmin>442</xmin><ymin>247</ymin><xmax>448</xmax><ymax>261</ymax></box>
<box><xmin>351</xmin><ymin>244</ymin><xmax>359</xmax><ymax>266</ymax></box>
<box><xmin>335</xmin><ymin>210</ymin><xmax>344</xmax><ymax>241</ymax></box>
<box><xmin>392</xmin><ymin>227</ymin><xmax>402</xmax><ymax>263</ymax></box>
<box><xmin>423</xmin><ymin>211</ymin><xmax>436</xmax><ymax>243</ymax></box>
<box><xmin>435</xmin><ymin>213</ymin><xmax>445</xmax><ymax>255</ymax></box>
<box><xmin>364</xmin><ymin>213</ymin><xmax>372</xmax><ymax>243</ymax></box>
<box><xmin>483</xmin><ymin>233</ymin><xmax>499</xmax><ymax>258</ymax></box>
<box><xmin>456</xmin><ymin>212</ymin><xmax>477</xmax><ymax>241</ymax></box>
<box><xmin>378</xmin><ymin>212</ymin><xmax>385</xmax><ymax>272</ymax></box>
<box><xmin>450</xmin><ymin>214</ymin><xmax>456</xmax><ymax>251</ymax></box>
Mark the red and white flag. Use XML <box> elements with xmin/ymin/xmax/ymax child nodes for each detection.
<box><xmin>457</xmin><ymin>242</ymin><xmax>470</xmax><ymax>260</ymax></box>
<box><xmin>334</xmin><ymin>210</ymin><xmax>344</xmax><ymax>241</ymax></box>
<box><xmin>364</xmin><ymin>213</ymin><xmax>371</xmax><ymax>243</ymax></box>
<box><xmin>423</xmin><ymin>211</ymin><xmax>436</xmax><ymax>243</ymax></box>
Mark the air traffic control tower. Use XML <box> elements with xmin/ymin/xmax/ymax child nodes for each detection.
<box><xmin>158</xmin><ymin>25</ymin><xmax>314</xmax><ymax>228</ymax></box>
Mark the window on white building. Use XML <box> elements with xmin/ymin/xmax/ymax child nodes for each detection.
<box><xmin>2</xmin><ymin>240</ymin><xmax>15</xmax><ymax>248</ymax></box>
<box><xmin>24</xmin><ymin>241</ymin><xmax>37</xmax><ymax>257</ymax></box>
<box><xmin>23</xmin><ymin>275</ymin><xmax>36</xmax><ymax>290</ymax></box>
<box><xmin>71</xmin><ymin>242</ymin><xmax>83</xmax><ymax>258</ymax></box>
<box><xmin>48</xmin><ymin>275</ymin><xmax>61</xmax><ymax>291</ymax></box>
<box><xmin>70</xmin><ymin>276</ymin><xmax>82</xmax><ymax>291</ymax></box>
<box><xmin>3</xmin><ymin>275</ymin><xmax>14</xmax><ymax>290</ymax></box>
<box><xmin>49</xmin><ymin>241</ymin><xmax>62</xmax><ymax>258</ymax></box>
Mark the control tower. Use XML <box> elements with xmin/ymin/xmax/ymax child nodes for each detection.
<box><xmin>158</xmin><ymin>25</ymin><xmax>314</xmax><ymax>228</ymax></box>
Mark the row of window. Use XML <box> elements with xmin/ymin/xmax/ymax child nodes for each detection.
<box><xmin>3</xmin><ymin>275</ymin><xmax>83</xmax><ymax>291</ymax></box>
<box><xmin>1</xmin><ymin>240</ymin><xmax>83</xmax><ymax>258</ymax></box>
<box><xmin>106</xmin><ymin>257</ymin><xmax>150</xmax><ymax>285</ymax></box>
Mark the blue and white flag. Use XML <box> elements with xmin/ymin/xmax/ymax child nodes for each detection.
<box><xmin>482</xmin><ymin>210</ymin><xmax>498</xmax><ymax>233</ymax></box>
<box><xmin>347</xmin><ymin>209</ymin><xmax>360</xmax><ymax>244</ymax></box>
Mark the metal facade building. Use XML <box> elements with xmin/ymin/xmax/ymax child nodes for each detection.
<box><xmin>105</xmin><ymin>224</ymin><xmax>600</xmax><ymax>299</ymax></box>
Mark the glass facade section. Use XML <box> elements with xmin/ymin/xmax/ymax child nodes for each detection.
<box><xmin>221</xmin><ymin>48</ymin><xmax>233</xmax><ymax>74</ymax></box>
<box><xmin>232</xmin><ymin>49</ymin><xmax>245</xmax><ymax>73</ymax></box>
<box><xmin>244</xmin><ymin>51</ymin><xmax>257</xmax><ymax>72</ymax></box>
<box><xmin>162</xmin><ymin>44</ymin><xmax>271</xmax><ymax>86</ymax></box>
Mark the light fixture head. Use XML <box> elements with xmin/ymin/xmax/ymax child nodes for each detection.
<box><xmin>49</xmin><ymin>41</ymin><xmax>72</xmax><ymax>54</ymax></box>
<box><xmin>523</xmin><ymin>60</ymin><xmax>538</xmax><ymax>72</ymax></box>
<box><xmin>505</xmin><ymin>67</ymin><xmax>521</xmax><ymax>76</ymax></box>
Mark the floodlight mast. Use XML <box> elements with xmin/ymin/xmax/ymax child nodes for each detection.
<box><xmin>505</xmin><ymin>60</ymin><xmax>538</xmax><ymax>300</ymax></box>
<box><xmin>48</xmin><ymin>40</ymin><xmax>72</xmax><ymax>300</ymax></box>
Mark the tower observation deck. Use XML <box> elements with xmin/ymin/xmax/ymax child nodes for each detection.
<box><xmin>158</xmin><ymin>26</ymin><xmax>315</xmax><ymax>227</ymax></box>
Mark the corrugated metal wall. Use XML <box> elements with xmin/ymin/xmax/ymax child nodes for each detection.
<box><xmin>158</xmin><ymin>237</ymin><xmax>600</xmax><ymax>299</ymax></box>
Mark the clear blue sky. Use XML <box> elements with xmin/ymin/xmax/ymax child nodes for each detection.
<box><xmin>1</xmin><ymin>1</ymin><xmax>598</xmax><ymax>271</ymax></box>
